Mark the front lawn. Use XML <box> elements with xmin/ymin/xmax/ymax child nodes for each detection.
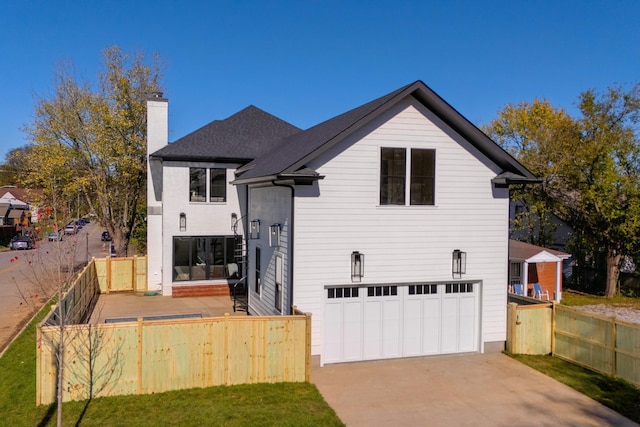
<box><xmin>0</xmin><ymin>305</ymin><xmax>343</xmax><ymax>427</ymax></box>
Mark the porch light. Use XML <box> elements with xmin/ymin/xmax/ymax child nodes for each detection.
<box><xmin>452</xmin><ymin>249</ymin><xmax>466</xmax><ymax>277</ymax></box>
<box><xmin>231</xmin><ymin>213</ymin><xmax>238</xmax><ymax>228</ymax></box>
<box><xmin>269</xmin><ymin>224</ymin><xmax>281</xmax><ymax>247</ymax></box>
<box><xmin>179</xmin><ymin>212</ymin><xmax>186</xmax><ymax>232</ymax></box>
<box><xmin>351</xmin><ymin>251</ymin><xmax>364</xmax><ymax>283</ymax></box>
<box><xmin>250</xmin><ymin>219</ymin><xmax>260</xmax><ymax>239</ymax></box>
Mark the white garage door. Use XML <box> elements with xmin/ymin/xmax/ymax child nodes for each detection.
<box><xmin>323</xmin><ymin>282</ymin><xmax>479</xmax><ymax>364</ymax></box>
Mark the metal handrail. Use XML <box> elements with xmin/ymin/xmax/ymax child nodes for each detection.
<box><xmin>233</xmin><ymin>276</ymin><xmax>247</xmax><ymax>312</ymax></box>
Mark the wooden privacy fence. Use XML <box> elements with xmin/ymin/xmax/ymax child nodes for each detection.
<box><xmin>507</xmin><ymin>300</ymin><xmax>640</xmax><ymax>387</ymax></box>
<box><xmin>42</xmin><ymin>260</ymin><xmax>100</xmax><ymax>327</ymax></box>
<box><xmin>554</xmin><ymin>304</ymin><xmax>640</xmax><ymax>387</ymax></box>
<box><xmin>36</xmin><ymin>313</ymin><xmax>312</xmax><ymax>405</ymax></box>
<box><xmin>95</xmin><ymin>256</ymin><xmax>147</xmax><ymax>293</ymax></box>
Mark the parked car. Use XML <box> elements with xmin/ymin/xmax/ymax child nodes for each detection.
<box><xmin>101</xmin><ymin>231</ymin><xmax>111</xmax><ymax>241</ymax></box>
<box><xmin>48</xmin><ymin>232</ymin><xmax>62</xmax><ymax>242</ymax></box>
<box><xmin>64</xmin><ymin>225</ymin><xmax>77</xmax><ymax>235</ymax></box>
<box><xmin>10</xmin><ymin>236</ymin><xmax>35</xmax><ymax>250</ymax></box>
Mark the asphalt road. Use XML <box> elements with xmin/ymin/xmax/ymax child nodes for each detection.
<box><xmin>0</xmin><ymin>222</ymin><xmax>109</xmax><ymax>353</ymax></box>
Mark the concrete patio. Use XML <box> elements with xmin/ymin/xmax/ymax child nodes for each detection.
<box><xmin>89</xmin><ymin>293</ymin><xmax>247</xmax><ymax>324</ymax></box>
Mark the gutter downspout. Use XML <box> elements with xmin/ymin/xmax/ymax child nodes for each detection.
<box><xmin>272</xmin><ymin>180</ymin><xmax>295</xmax><ymax>315</ymax></box>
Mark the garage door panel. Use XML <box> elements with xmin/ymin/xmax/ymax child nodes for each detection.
<box><xmin>403</xmin><ymin>298</ymin><xmax>423</xmax><ymax>355</ymax></box>
<box><xmin>323</xmin><ymin>302</ymin><xmax>343</xmax><ymax>363</ymax></box>
<box><xmin>382</xmin><ymin>299</ymin><xmax>401</xmax><ymax>358</ymax></box>
<box><xmin>441</xmin><ymin>297</ymin><xmax>459</xmax><ymax>353</ymax></box>
<box><xmin>422</xmin><ymin>298</ymin><xmax>441</xmax><ymax>354</ymax></box>
<box><xmin>458</xmin><ymin>295</ymin><xmax>477</xmax><ymax>352</ymax></box>
<box><xmin>363</xmin><ymin>300</ymin><xmax>382</xmax><ymax>359</ymax></box>
<box><xmin>343</xmin><ymin>300</ymin><xmax>364</xmax><ymax>361</ymax></box>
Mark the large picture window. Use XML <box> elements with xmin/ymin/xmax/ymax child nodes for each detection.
<box><xmin>173</xmin><ymin>236</ymin><xmax>240</xmax><ymax>281</ymax></box>
<box><xmin>189</xmin><ymin>167</ymin><xmax>227</xmax><ymax>203</ymax></box>
<box><xmin>380</xmin><ymin>147</ymin><xmax>435</xmax><ymax>206</ymax></box>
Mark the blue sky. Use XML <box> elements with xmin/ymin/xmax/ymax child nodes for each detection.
<box><xmin>1</xmin><ymin>1</ymin><xmax>639</xmax><ymax>161</ymax></box>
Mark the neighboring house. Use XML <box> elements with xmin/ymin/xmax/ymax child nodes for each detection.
<box><xmin>146</xmin><ymin>81</ymin><xmax>538</xmax><ymax>365</ymax></box>
<box><xmin>0</xmin><ymin>187</ymin><xmax>39</xmax><ymax>226</ymax></box>
<box><xmin>508</xmin><ymin>239</ymin><xmax>571</xmax><ymax>301</ymax></box>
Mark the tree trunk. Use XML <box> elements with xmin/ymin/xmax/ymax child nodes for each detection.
<box><xmin>605</xmin><ymin>247</ymin><xmax>621</xmax><ymax>298</ymax></box>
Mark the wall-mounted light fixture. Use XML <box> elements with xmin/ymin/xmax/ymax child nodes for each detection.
<box><xmin>231</xmin><ymin>213</ymin><xmax>238</xmax><ymax>229</ymax></box>
<box><xmin>269</xmin><ymin>224</ymin><xmax>281</xmax><ymax>247</ymax></box>
<box><xmin>250</xmin><ymin>219</ymin><xmax>260</xmax><ymax>239</ymax></box>
<box><xmin>351</xmin><ymin>251</ymin><xmax>364</xmax><ymax>283</ymax></box>
<box><xmin>179</xmin><ymin>212</ymin><xmax>187</xmax><ymax>232</ymax></box>
<box><xmin>452</xmin><ymin>249</ymin><xmax>466</xmax><ymax>278</ymax></box>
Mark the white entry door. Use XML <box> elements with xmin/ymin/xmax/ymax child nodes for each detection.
<box><xmin>323</xmin><ymin>282</ymin><xmax>479</xmax><ymax>364</ymax></box>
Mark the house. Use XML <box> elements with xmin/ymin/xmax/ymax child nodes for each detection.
<box><xmin>146</xmin><ymin>81</ymin><xmax>538</xmax><ymax>364</ymax></box>
<box><xmin>0</xmin><ymin>187</ymin><xmax>39</xmax><ymax>226</ymax></box>
<box><xmin>508</xmin><ymin>239</ymin><xmax>571</xmax><ymax>301</ymax></box>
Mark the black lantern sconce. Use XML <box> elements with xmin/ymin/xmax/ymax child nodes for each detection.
<box><xmin>351</xmin><ymin>251</ymin><xmax>364</xmax><ymax>283</ymax></box>
<box><xmin>179</xmin><ymin>212</ymin><xmax>186</xmax><ymax>232</ymax></box>
<box><xmin>231</xmin><ymin>213</ymin><xmax>238</xmax><ymax>228</ymax></box>
<box><xmin>250</xmin><ymin>219</ymin><xmax>260</xmax><ymax>239</ymax></box>
<box><xmin>269</xmin><ymin>224</ymin><xmax>281</xmax><ymax>247</ymax></box>
<box><xmin>452</xmin><ymin>249</ymin><xmax>466</xmax><ymax>278</ymax></box>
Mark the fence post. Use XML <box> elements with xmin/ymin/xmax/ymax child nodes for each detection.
<box><xmin>611</xmin><ymin>317</ymin><xmax>617</xmax><ymax>376</ymax></box>
<box><xmin>137</xmin><ymin>317</ymin><xmax>143</xmax><ymax>394</ymax></box>
<box><xmin>224</xmin><ymin>313</ymin><xmax>229</xmax><ymax>386</ymax></box>
<box><xmin>506</xmin><ymin>303</ymin><xmax>517</xmax><ymax>353</ymax></box>
<box><xmin>305</xmin><ymin>312</ymin><xmax>312</xmax><ymax>382</ymax></box>
<box><xmin>551</xmin><ymin>302</ymin><xmax>556</xmax><ymax>355</ymax></box>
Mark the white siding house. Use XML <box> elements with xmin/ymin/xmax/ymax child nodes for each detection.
<box><xmin>147</xmin><ymin>81</ymin><xmax>537</xmax><ymax>364</ymax></box>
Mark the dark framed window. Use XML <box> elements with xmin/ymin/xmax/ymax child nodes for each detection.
<box><xmin>189</xmin><ymin>167</ymin><xmax>227</xmax><ymax>203</ymax></box>
<box><xmin>380</xmin><ymin>148</ymin><xmax>406</xmax><ymax>205</ymax></box>
<box><xmin>189</xmin><ymin>168</ymin><xmax>206</xmax><ymax>202</ymax></box>
<box><xmin>210</xmin><ymin>168</ymin><xmax>226</xmax><ymax>202</ymax></box>
<box><xmin>275</xmin><ymin>255</ymin><xmax>283</xmax><ymax>312</ymax></box>
<box><xmin>410</xmin><ymin>149</ymin><xmax>435</xmax><ymax>205</ymax></box>
<box><xmin>172</xmin><ymin>235</ymin><xmax>239</xmax><ymax>281</ymax></box>
<box><xmin>380</xmin><ymin>148</ymin><xmax>436</xmax><ymax>206</ymax></box>
<box><xmin>255</xmin><ymin>247</ymin><xmax>261</xmax><ymax>295</ymax></box>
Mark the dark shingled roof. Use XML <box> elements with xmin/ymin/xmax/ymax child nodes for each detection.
<box><xmin>233</xmin><ymin>81</ymin><xmax>537</xmax><ymax>184</ymax></box>
<box><xmin>151</xmin><ymin>105</ymin><xmax>301</xmax><ymax>162</ymax></box>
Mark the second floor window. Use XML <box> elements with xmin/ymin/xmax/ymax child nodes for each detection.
<box><xmin>190</xmin><ymin>167</ymin><xmax>227</xmax><ymax>202</ymax></box>
<box><xmin>380</xmin><ymin>147</ymin><xmax>435</xmax><ymax>206</ymax></box>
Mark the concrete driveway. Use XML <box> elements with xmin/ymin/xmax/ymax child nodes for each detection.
<box><xmin>312</xmin><ymin>353</ymin><xmax>638</xmax><ymax>427</ymax></box>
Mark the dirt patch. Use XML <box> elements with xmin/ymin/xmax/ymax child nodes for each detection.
<box><xmin>573</xmin><ymin>304</ymin><xmax>640</xmax><ymax>324</ymax></box>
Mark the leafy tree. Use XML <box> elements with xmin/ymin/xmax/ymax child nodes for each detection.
<box><xmin>483</xmin><ymin>99</ymin><xmax>578</xmax><ymax>247</ymax></box>
<box><xmin>22</xmin><ymin>46</ymin><xmax>162</xmax><ymax>256</ymax></box>
<box><xmin>485</xmin><ymin>85</ymin><xmax>640</xmax><ymax>297</ymax></box>
<box><xmin>0</xmin><ymin>146</ymin><xmax>32</xmax><ymax>186</ymax></box>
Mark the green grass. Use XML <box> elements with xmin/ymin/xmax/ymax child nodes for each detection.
<box><xmin>561</xmin><ymin>289</ymin><xmax>640</xmax><ymax>308</ymax></box>
<box><xmin>510</xmin><ymin>354</ymin><xmax>640</xmax><ymax>423</ymax></box>
<box><xmin>0</xmin><ymin>306</ymin><xmax>343</xmax><ymax>427</ymax></box>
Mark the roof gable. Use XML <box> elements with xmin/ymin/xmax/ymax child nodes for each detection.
<box><xmin>152</xmin><ymin>106</ymin><xmax>301</xmax><ymax>162</ymax></box>
<box><xmin>234</xmin><ymin>81</ymin><xmax>537</xmax><ymax>184</ymax></box>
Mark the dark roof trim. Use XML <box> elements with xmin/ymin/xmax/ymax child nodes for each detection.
<box><xmin>232</xmin><ymin>172</ymin><xmax>324</xmax><ymax>186</ymax></box>
<box><xmin>492</xmin><ymin>172</ymin><xmax>542</xmax><ymax>188</ymax></box>
<box><xmin>149</xmin><ymin>154</ymin><xmax>253</xmax><ymax>164</ymax></box>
